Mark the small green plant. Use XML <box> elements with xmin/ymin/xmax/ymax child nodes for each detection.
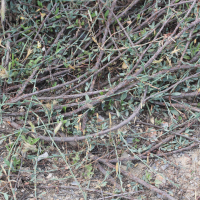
<box><xmin>144</xmin><ymin>171</ymin><xmax>152</xmax><ymax>182</ymax></box>
<box><xmin>21</xmin><ymin>135</ymin><xmax>39</xmax><ymax>145</ymax></box>
<box><xmin>4</xmin><ymin>157</ymin><xmax>21</xmax><ymax>172</ymax></box>
<box><xmin>62</xmin><ymin>106</ymin><xmax>67</xmax><ymax>113</ymax></box>
<box><xmin>83</xmin><ymin>163</ymin><xmax>94</xmax><ymax>179</ymax></box>
<box><xmin>19</xmin><ymin>116</ymin><xmax>25</xmax><ymax>120</ymax></box>
<box><xmin>178</xmin><ymin>115</ymin><xmax>182</xmax><ymax>121</ymax></box>
<box><xmin>5</xmin><ymin>143</ymin><xmax>14</xmax><ymax>152</ymax></box>
<box><xmin>72</xmin><ymin>152</ymin><xmax>80</xmax><ymax>164</ymax></box>
<box><xmin>52</xmin><ymin>82</ymin><xmax>57</xmax><ymax>87</ymax></box>
<box><xmin>155</xmin><ymin>118</ymin><xmax>163</xmax><ymax>125</ymax></box>
<box><xmin>133</xmin><ymin>138</ymin><xmax>140</xmax><ymax>143</ymax></box>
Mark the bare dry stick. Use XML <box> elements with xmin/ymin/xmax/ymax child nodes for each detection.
<box><xmin>4</xmin><ymin>33</ymin><xmax>11</xmax><ymax>69</ymax></box>
<box><xmin>153</xmin><ymin>101</ymin><xmax>200</xmax><ymax>113</ymax></box>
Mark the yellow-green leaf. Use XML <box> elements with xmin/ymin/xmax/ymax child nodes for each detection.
<box><xmin>152</xmin><ymin>58</ymin><xmax>163</xmax><ymax>64</ymax></box>
<box><xmin>122</xmin><ymin>62</ymin><xmax>128</xmax><ymax>69</ymax></box>
<box><xmin>54</xmin><ymin>122</ymin><xmax>62</xmax><ymax>134</ymax></box>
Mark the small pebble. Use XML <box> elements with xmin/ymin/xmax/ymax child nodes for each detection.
<box><xmin>71</xmin><ymin>181</ymin><xmax>79</xmax><ymax>186</ymax></box>
<box><xmin>126</xmin><ymin>138</ymin><xmax>134</xmax><ymax>144</ymax></box>
<box><xmin>161</xmin><ymin>164</ymin><xmax>169</xmax><ymax>170</ymax></box>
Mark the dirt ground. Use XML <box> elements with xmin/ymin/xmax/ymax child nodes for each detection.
<box><xmin>1</xmin><ymin>115</ymin><xmax>200</xmax><ymax>200</ymax></box>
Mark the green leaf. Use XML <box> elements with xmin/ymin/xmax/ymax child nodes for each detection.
<box><xmin>141</xmin><ymin>76</ymin><xmax>149</xmax><ymax>82</ymax></box>
<box><xmin>99</xmin><ymin>181</ymin><xmax>107</xmax><ymax>187</ymax></box>
<box><xmin>153</xmin><ymin>93</ymin><xmax>163</xmax><ymax>99</ymax></box>
<box><xmin>56</xmin><ymin>15</ymin><xmax>61</xmax><ymax>19</ymax></box>
<box><xmin>0</xmin><ymin>192</ymin><xmax>9</xmax><ymax>200</ymax></box>
<box><xmin>65</xmin><ymin>120</ymin><xmax>70</xmax><ymax>127</ymax></box>
<box><xmin>171</xmin><ymin>92</ymin><xmax>181</xmax><ymax>96</ymax></box>
<box><xmin>135</xmin><ymin>138</ymin><xmax>140</xmax><ymax>142</ymax></box>
<box><xmin>67</xmin><ymin>25</ymin><xmax>75</xmax><ymax>29</ymax></box>
<box><xmin>85</xmin><ymin>95</ymin><xmax>90</xmax><ymax>103</ymax></box>
<box><xmin>121</xmin><ymin>92</ymin><xmax>127</xmax><ymax>101</ymax></box>
<box><xmin>31</xmin><ymin>138</ymin><xmax>39</xmax><ymax>145</ymax></box>
<box><xmin>116</xmin><ymin>110</ymin><xmax>120</xmax><ymax>117</ymax></box>
<box><xmin>63</xmin><ymin>106</ymin><xmax>67</xmax><ymax>112</ymax></box>
<box><xmin>37</xmin><ymin>1</ymin><xmax>42</xmax><ymax>7</ymax></box>
<box><xmin>155</xmin><ymin>179</ymin><xmax>162</xmax><ymax>186</ymax></box>
<box><xmin>171</xmin><ymin>109</ymin><xmax>179</xmax><ymax>116</ymax></box>
<box><xmin>54</xmin><ymin>7</ymin><xmax>59</xmax><ymax>15</ymax></box>
<box><xmin>137</xmin><ymin>14</ymin><xmax>141</xmax><ymax>20</ymax></box>
<box><xmin>104</xmin><ymin>10</ymin><xmax>109</xmax><ymax>19</ymax></box>
<box><xmin>4</xmin><ymin>159</ymin><xmax>10</xmax><ymax>167</ymax></box>
<box><xmin>147</xmin><ymin>49</ymin><xmax>155</xmax><ymax>53</ymax></box>
<box><xmin>183</xmin><ymin>55</ymin><xmax>190</xmax><ymax>60</ymax></box>
<box><xmin>54</xmin><ymin>122</ymin><xmax>62</xmax><ymax>134</ymax></box>
<box><xmin>91</xmin><ymin>12</ymin><xmax>96</xmax><ymax>18</ymax></box>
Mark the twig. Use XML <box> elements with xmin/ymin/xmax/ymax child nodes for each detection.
<box><xmin>4</xmin><ymin>33</ymin><xmax>11</xmax><ymax>69</ymax></box>
<box><xmin>153</xmin><ymin>101</ymin><xmax>200</xmax><ymax>112</ymax></box>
